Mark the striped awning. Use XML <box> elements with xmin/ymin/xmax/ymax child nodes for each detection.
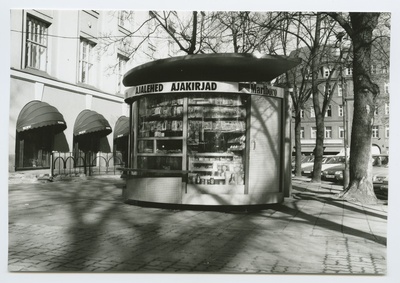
<box><xmin>113</xmin><ymin>116</ymin><xmax>129</xmax><ymax>139</ymax></box>
<box><xmin>73</xmin><ymin>110</ymin><xmax>112</xmax><ymax>137</ymax></box>
<box><xmin>16</xmin><ymin>100</ymin><xmax>67</xmax><ymax>133</ymax></box>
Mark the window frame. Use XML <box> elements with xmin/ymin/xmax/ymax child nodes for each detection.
<box><xmin>324</xmin><ymin>126</ymin><xmax>332</xmax><ymax>139</ymax></box>
<box><xmin>372</xmin><ymin>125</ymin><xmax>379</xmax><ymax>138</ymax></box>
<box><xmin>78</xmin><ymin>38</ymin><xmax>96</xmax><ymax>85</ymax></box>
<box><xmin>325</xmin><ymin>105</ymin><xmax>332</xmax><ymax>117</ymax></box>
<box><xmin>310</xmin><ymin>106</ymin><xmax>315</xmax><ymax>118</ymax></box>
<box><xmin>311</xmin><ymin>127</ymin><xmax>317</xmax><ymax>139</ymax></box>
<box><xmin>323</xmin><ymin>67</ymin><xmax>331</xmax><ymax>78</ymax></box>
<box><xmin>339</xmin><ymin>126</ymin><xmax>344</xmax><ymax>139</ymax></box>
<box><xmin>117</xmin><ymin>54</ymin><xmax>129</xmax><ymax>94</ymax></box>
<box><xmin>338</xmin><ymin>105</ymin><xmax>344</xmax><ymax>117</ymax></box>
<box><xmin>25</xmin><ymin>15</ymin><xmax>50</xmax><ymax>71</ymax></box>
<box><xmin>346</xmin><ymin>67</ymin><xmax>353</xmax><ymax>76</ymax></box>
<box><xmin>337</xmin><ymin>85</ymin><xmax>343</xmax><ymax>97</ymax></box>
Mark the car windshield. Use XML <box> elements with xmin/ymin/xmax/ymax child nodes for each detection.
<box><xmin>326</xmin><ymin>156</ymin><xmax>346</xmax><ymax>164</ymax></box>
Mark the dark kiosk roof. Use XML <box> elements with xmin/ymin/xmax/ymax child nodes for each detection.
<box><xmin>73</xmin><ymin>110</ymin><xmax>112</xmax><ymax>137</ymax></box>
<box><xmin>123</xmin><ymin>53</ymin><xmax>301</xmax><ymax>87</ymax></box>
<box><xmin>113</xmin><ymin>116</ymin><xmax>129</xmax><ymax>139</ymax></box>
<box><xmin>16</xmin><ymin>100</ymin><xmax>67</xmax><ymax>133</ymax></box>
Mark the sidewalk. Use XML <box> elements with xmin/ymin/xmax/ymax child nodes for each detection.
<box><xmin>7</xmin><ymin>175</ymin><xmax>388</xmax><ymax>275</ymax></box>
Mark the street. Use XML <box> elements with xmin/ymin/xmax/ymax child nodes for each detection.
<box><xmin>7</xmin><ymin>175</ymin><xmax>388</xmax><ymax>276</ymax></box>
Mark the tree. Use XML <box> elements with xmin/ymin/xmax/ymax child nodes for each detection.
<box><xmin>149</xmin><ymin>11</ymin><xmax>202</xmax><ymax>55</ymax></box>
<box><xmin>272</xmin><ymin>13</ymin><xmax>347</xmax><ymax>179</ymax></box>
<box><xmin>328</xmin><ymin>12</ymin><xmax>382</xmax><ymax>204</ymax></box>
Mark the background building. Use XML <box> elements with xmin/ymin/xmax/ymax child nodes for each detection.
<box><xmin>287</xmin><ymin>44</ymin><xmax>390</xmax><ymax>156</ymax></box>
<box><xmin>9</xmin><ymin>10</ymin><xmax>177</xmax><ymax>173</ymax></box>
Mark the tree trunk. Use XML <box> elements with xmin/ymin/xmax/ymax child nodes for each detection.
<box><xmin>310</xmin><ymin>13</ymin><xmax>323</xmax><ymax>183</ymax></box>
<box><xmin>312</xmin><ymin>113</ymin><xmax>325</xmax><ymax>182</ymax></box>
<box><xmin>294</xmin><ymin>111</ymin><xmax>302</xmax><ymax>176</ymax></box>
<box><xmin>339</xmin><ymin>13</ymin><xmax>380</xmax><ymax>204</ymax></box>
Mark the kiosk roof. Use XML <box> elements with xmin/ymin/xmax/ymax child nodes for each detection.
<box><xmin>123</xmin><ymin>53</ymin><xmax>300</xmax><ymax>86</ymax></box>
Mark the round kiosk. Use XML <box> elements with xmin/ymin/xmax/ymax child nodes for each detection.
<box><xmin>122</xmin><ymin>53</ymin><xmax>299</xmax><ymax>206</ymax></box>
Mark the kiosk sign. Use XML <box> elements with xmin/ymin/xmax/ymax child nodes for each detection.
<box><xmin>126</xmin><ymin>81</ymin><xmax>283</xmax><ymax>100</ymax></box>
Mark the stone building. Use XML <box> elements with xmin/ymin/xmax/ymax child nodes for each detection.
<box><xmin>9</xmin><ymin>10</ymin><xmax>177</xmax><ymax>173</ymax></box>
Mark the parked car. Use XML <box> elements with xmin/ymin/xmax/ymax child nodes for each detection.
<box><xmin>333</xmin><ymin>154</ymin><xmax>389</xmax><ymax>200</ymax></box>
<box><xmin>292</xmin><ymin>155</ymin><xmax>314</xmax><ymax>173</ymax></box>
<box><xmin>301</xmin><ymin>155</ymin><xmax>340</xmax><ymax>177</ymax></box>
<box><xmin>322</xmin><ymin>161</ymin><xmax>346</xmax><ymax>182</ymax></box>
<box><xmin>372</xmin><ymin>155</ymin><xmax>389</xmax><ymax>200</ymax></box>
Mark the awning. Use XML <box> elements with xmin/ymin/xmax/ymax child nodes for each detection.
<box><xmin>16</xmin><ymin>100</ymin><xmax>67</xmax><ymax>133</ymax></box>
<box><xmin>113</xmin><ymin>116</ymin><xmax>129</xmax><ymax>139</ymax></box>
<box><xmin>123</xmin><ymin>53</ymin><xmax>301</xmax><ymax>87</ymax></box>
<box><xmin>73</xmin><ymin>110</ymin><xmax>112</xmax><ymax>137</ymax></box>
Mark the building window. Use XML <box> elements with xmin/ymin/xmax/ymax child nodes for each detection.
<box><xmin>384</xmin><ymin>82</ymin><xmax>389</xmax><ymax>94</ymax></box>
<box><xmin>339</xmin><ymin>126</ymin><xmax>344</xmax><ymax>138</ymax></box>
<box><xmin>372</xmin><ymin>126</ymin><xmax>379</xmax><ymax>138</ymax></box>
<box><xmin>118</xmin><ymin>11</ymin><xmax>130</xmax><ymax>27</ymax></box>
<box><xmin>325</xmin><ymin>105</ymin><xmax>332</xmax><ymax>117</ymax></box>
<box><xmin>325</xmin><ymin>126</ymin><xmax>332</xmax><ymax>138</ymax></box>
<box><xmin>305</xmin><ymin>68</ymin><xmax>312</xmax><ymax>80</ymax></box>
<box><xmin>310</xmin><ymin>106</ymin><xmax>315</xmax><ymax>118</ymax></box>
<box><xmin>300</xmin><ymin>109</ymin><xmax>305</xmax><ymax>118</ymax></box>
<box><xmin>117</xmin><ymin>54</ymin><xmax>128</xmax><ymax>93</ymax></box>
<box><xmin>385</xmin><ymin>102</ymin><xmax>389</xmax><ymax>115</ymax></box>
<box><xmin>324</xmin><ymin>84</ymin><xmax>332</xmax><ymax>94</ymax></box>
<box><xmin>300</xmin><ymin>127</ymin><xmax>305</xmax><ymax>139</ymax></box>
<box><xmin>385</xmin><ymin>125</ymin><xmax>389</xmax><ymax>138</ymax></box>
<box><xmin>346</xmin><ymin>67</ymin><xmax>353</xmax><ymax>76</ymax></box>
<box><xmin>338</xmin><ymin>105</ymin><xmax>344</xmax><ymax>117</ymax></box>
<box><xmin>311</xmin><ymin>127</ymin><xmax>317</xmax><ymax>139</ymax></box>
<box><xmin>374</xmin><ymin>105</ymin><xmax>378</xmax><ymax>116</ymax></box>
<box><xmin>337</xmin><ymin>85</ymin><xmax>343</xmax><ymax>97</ymax></box>
<box><xmin>78</xmin><ymin>38</ymin><xmax>96</xmax><ymax>84</ymax></box>
<box><xmin>323</xmin><ymin>67</ymin><xmax>330</xmax><ymax>78</ymax></box>
<box><xmin>25</xmin><ymin>15</ymin><xmax>49</xmax><ymax>71</ymax></box>
<box><xmin>371</xmin><ymin>64</ymin><xmax>377</xmax><ymax>74</ymax></box>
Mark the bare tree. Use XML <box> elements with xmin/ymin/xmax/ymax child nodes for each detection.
<box><xmin>273</xmin><ymin>12</ymin><xmax>348</xmax><ymax>179</ymax></box>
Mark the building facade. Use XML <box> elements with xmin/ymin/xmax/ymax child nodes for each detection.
<box><xmin>288</xmin><ymin>45</ymin><xmax>390</xmax><ymax>156</ymax></box>
<box><xmin>9</xmin><ymin>10</ymin><xmax>176</xmax><ymax>172</ymax></box>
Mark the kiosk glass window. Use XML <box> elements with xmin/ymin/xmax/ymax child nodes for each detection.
<box><xmin>187</xmin><ymin>94</ymin><xmax>247</xmax><ymax>186</ymax></box>
<box><xmin>137</xmin><ymin>94</ymin><xmax>184</xmax><ymax>172</ymax></box>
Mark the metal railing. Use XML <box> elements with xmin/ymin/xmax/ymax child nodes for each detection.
<box><xmin>51</xmin><ymin>151</ymin><xmax>126</xmax><ymax>176</ymax></box>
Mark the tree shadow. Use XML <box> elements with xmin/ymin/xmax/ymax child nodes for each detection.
<box><xmin>292</xmin><ymin>192</ymin><xmax>387</xmax><ymax>220</ymax></box>
<box><xmin>8</xmin><ymin>176</ymin><xmax>387</xmax><ymax>273</ymax></box>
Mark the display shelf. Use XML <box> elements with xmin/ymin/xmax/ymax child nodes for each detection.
<box><xmin>202</xmin><ymin>130</ymin><xmax>245</xmax><ymax>134</ymax></box>
<box><xmin>137</xmin><ymin>136</ymin><xmax>183</xmax><ymax>140</ymax></box>
<box><xmin>137</xmin><ymin>153</ymin><xmax>183</xmax><ymax>157</ymax></box>
<box><xmin>142</xmin><ymin>116</ymin><xmax>183</xmax><ymax>120</ymax></box>
<box><xmin>187</xmin><ymin>116</ymin><xmax>244</xmax><ymax>120</ymax></box>
<box><xmin>188</xmin><ymin>103</ymin><xmax>245</xmax><ymax>107</ymax></box>
<box><xmin>189</xmin><ymin>152</ymin><xmax>235</xmax><ymax>157</ymax></box>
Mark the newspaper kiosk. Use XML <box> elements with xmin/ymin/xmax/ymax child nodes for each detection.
<box><xmin>122</xmin><ymin>53</ymin><xmax>299</xmax><ymax>206</ymax></box>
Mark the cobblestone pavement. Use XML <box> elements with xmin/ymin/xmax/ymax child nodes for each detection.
<box><xmin>7</xmin><ymin>176</ymin><xmax>388</xmax><ymax>276</ymax></box>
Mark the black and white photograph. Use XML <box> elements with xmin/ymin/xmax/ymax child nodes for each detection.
<box><xmin>2</xmin><ymin>1</ymin><xmax>400</xmax><ymax>283</ymax></box>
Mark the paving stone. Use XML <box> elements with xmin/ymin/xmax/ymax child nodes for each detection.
<box><xmin>7</xmin><ymin>177</ymin><xmax>388</xmax><ymax>275</ymax></box>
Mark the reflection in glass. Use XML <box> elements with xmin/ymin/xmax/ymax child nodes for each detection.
<box><xmin>187</xmin><ymin>94</ymin><xmax>247</xmax><ymax>186</ymax></box>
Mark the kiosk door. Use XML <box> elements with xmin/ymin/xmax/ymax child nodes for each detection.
<box><xmin>247</xmin><ymin>95</ymin><xmax>282</xmax><ymax>195</ymax></box>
